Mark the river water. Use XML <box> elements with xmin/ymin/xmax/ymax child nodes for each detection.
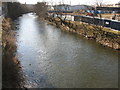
<box><xmin>15</xmin><ymin>13</ymin><xmax>118</xmax><ymax>88</ymax></box>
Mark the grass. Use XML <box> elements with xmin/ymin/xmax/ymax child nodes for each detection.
<box><xmin>69</xmin><ymin>20</ymin><xmax>120</xmax><ymax>35</ymax></box>
<box><xmin>102</xmin><ymin>28</ymin><xmax>120</xmax><ymax>35</ymax></box>
<box><xmin>2</xmin><ymin>18</ymin><xmax>16</xmax><ymax>51</ymax></box>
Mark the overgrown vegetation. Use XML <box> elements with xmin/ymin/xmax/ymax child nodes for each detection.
<box><xmin>2</xmin><ymin>18</ymin><xmax>24</xmax><ymax>88</ymax></box>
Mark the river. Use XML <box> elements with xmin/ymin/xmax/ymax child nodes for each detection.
<box><xmin>15</xmin><ymin>13</ymin><xmax>118</xmax><ymax>88</ymax></box>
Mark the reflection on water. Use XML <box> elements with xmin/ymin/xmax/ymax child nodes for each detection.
<box><xmin>16</xmin><ymin>13</ymin><xmax>118</xmax><ymax>88</ymax></box>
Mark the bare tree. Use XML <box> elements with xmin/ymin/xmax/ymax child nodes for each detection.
<box><xmin>95</xmin><ymin>0</ymin><xmax>104</xmax><ymax>19</ymax></box>
<box><xmin>93</xmin><ymin>0</ymin><xmax>105</xmax><ymax>30</ymax></box>
<box><xmin>34</xmin><ymin>2</ymin><xmax>47</xmax><ymax>18</ymax></box>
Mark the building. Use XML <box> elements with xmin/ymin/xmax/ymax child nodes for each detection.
<box><xmin>53</xmin><ymin>4</ymin><xmax>70</xmax><ymax>11</ymax></box>
<box><xmin>70</xmin><ymin>5</ymin><xmax>94</xmax><ymax>11</ymax></box>
<box><xmin>53</xmin><ymin>4</ymin><xmax>94</xmax><ymax>11</ymax></box>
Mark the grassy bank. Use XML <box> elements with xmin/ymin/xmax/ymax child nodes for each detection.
<box><xmin>45</xmin><ymin>17</ymin><xmax>120</xmax><ymax>50</ymax></box>
<box><xmin>2</xmin><ymin>18</ymin><xmax>24</xmax><ymax>88</ymax></box>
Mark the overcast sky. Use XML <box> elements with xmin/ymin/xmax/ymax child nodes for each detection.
<box><xmin>18</xmin><ymin>0</ymin><xmax>120</xmax><ymax>5</ymax></box>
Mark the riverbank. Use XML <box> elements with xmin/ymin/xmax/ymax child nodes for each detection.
<box><xmin>15</xmin><ymin>14</ymin><xmax>118</xmax><ymax>88</ymax></box>
<box><xmin>2</xmin><ymin>18</ymin><xmax>24</xmax><ymax>88</ymax></box>
<box><xmin>45</xmin><ymin>16</ymin><xmax>120</xmax><ymax>50</ymax></box>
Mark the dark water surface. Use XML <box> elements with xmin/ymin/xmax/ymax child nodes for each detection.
<box><xmin>16</xmin><ymin>13</ymin><xmax>118</xmax><ymax>88</ymax></box>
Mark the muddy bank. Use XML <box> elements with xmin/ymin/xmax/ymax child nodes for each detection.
<box><xmin>2</xmin><ymin>18</ymin><xmax>25</xmax><ymax>88</ymax></box>
<box><xmin>45</xmin><ymin>16</ymin><xmax>120</xmax><ymax>50</ymax></box>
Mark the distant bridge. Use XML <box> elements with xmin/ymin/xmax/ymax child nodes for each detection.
<box><xmin>2</xmin><ymin>2</ymin><xmax>47</xmax><ymax>19</ymax></box>
<box><xmin>2</xmin><ymin>2</ymin><xmax>34</xmax><ymax>19</ymax></box>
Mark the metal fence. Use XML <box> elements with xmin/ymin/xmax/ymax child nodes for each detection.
<box><xmin>74</xmin><ymin>15</ymin><xmax>120</xmax><ymax>31</ymax></box>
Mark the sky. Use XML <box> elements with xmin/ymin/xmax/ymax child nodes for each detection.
<box><xmin>18</xmin><ymin>0</ymin><xmax>120</xmax><ymax>5</ymax></box>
